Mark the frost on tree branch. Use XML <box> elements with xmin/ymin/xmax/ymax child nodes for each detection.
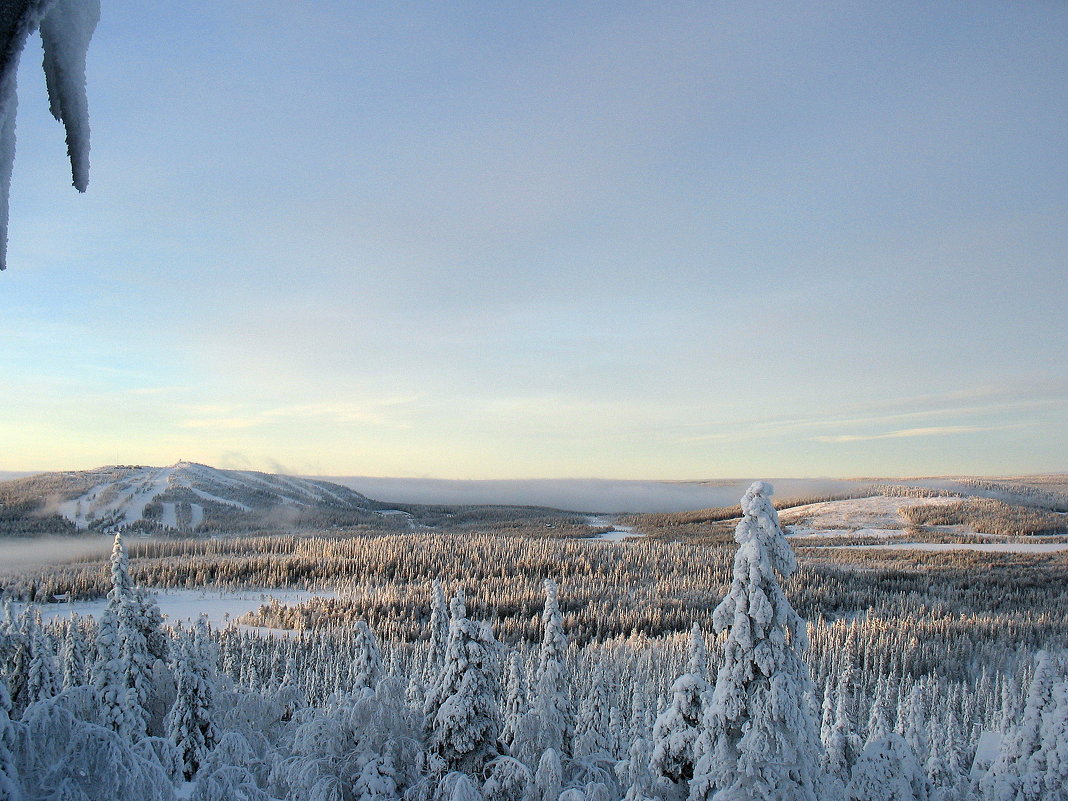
<box><xmin>0</xmin><ymin>0</ymin><xmax>100</xmax><ymax>271</ymax></box>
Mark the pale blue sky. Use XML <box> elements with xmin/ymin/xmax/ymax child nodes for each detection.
<box><xmin>1</xmin><ymin>1</ymin><xmax>1066</xmax><ymax>479</ymax></box>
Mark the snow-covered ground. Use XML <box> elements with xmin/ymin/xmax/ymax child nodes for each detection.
<box><xmin>586</xmin><ymin>516</ymin><xmax>643</xmax><ymax>542</ymax></box>
<box><xmin>57</xmin><ymin>466</ymin><xmax>177</xmax><ymax>529</ymax></box>
<box><xmin>779</xmin><ymin>495</ymin><xmax>1068</xmax><ymax>550</ymax></box>
<box><xmin>819</xmin><ymin>542</ymin><xmax>1068</xmax><ymax>553</ymax></box>
<box><xmin>19</xmin><ymin>588</ymin><xmax>335</xmax><ymax>628</ymax></box>
<box><xmin>787</xmin><ymin>527</ymin><xmax>903</xmax><ymax>539</ymax></box>
<box><xmin>779</xmin><ymin>495</ymin><xmax>959</xmax><ymax>533</ymax></box>
<box><xmin>188</xmin><ymin>485</ymin><xmax>251</xmax><ymax>511</ymax></box>
<box><xmin>596</xmin><ymin>525</ymin><xmax>640</xmax><ymax>542</ymax></box>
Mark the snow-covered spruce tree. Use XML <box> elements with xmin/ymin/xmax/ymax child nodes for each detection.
<box><xmin>0</xmin><ymin>0</ymin><xmax>100</xmax><ymax>271</ymax></box>
<box><xmin>352</xmin><ymin>620</ymin><xmax>383</xmax><ymax>692</ymax></box>
<box><xmin>534</xmin><ymin>748</ymin><xmax>563</xmax><ymax>801</ymax></box>
<box><xmin>5</xmin><ymin>612</ymin><xmax>31</xmax><ymax>718</ymax></box>
<box><xmin>26</xmin><ymin>611</ymin><xmax>58</xmax><ymax>705</ymax></box>
<box><xmin>0</xmin><ymin>679</ymin><xmax>20</xmax><ymax>801</ymax></box>
<box><xmin>135</xmin><ymin>586</ymin><xmax>170</xmax><ymax>665</ymax></box>
<box><xmin>651</xmin><ymin>622</ymin><xmax>709</xmax><ymax>785</ymax></box>
<box><xmin>574</xmin><ymin>666</ymin><xmax>612</xmax><ymax>760</ymax></box>
<box><xmin>535</xmin><ymin>578</ymin><xmax>571</xmax><ymax>756</ymax></box>
<box><xmin>106</xmin><ymin>532</ymin><xmax>156</xmax><ymax>733</ymax></box>
<box><xmin>190</xmin><ymin>765</ymin><xmax>268</xmax><ymax>801</ymax></box>
<box><xmin>483</xmin><ymin>755</ymin><xmax>534</xmax><ymax>801</ymax></box>
<box><xmin>423</xmin><ymin>590</ymin><xmax>503</xmax><ymax>776</ymax></box>
<box><xmin>571</xmin><ymin>666</ymin><xmax>617</xmax><ymax>791</ymax></box>
<box><xmin>845</xmin><ymin>730</ymin><xmax>929</xmax><ymax>801</ymax></box>
<box><xmin>618</xmin><ymin>735</ymin><xmax>655</xmax><ymax>801</ymax></box>
<box><xmin>902</xmin><ymin>681</ymin><xmax>929</xmax><ymax>766</ymax></box>
<box><xmin>167</xmin><ymin>629</ymin><xmax>218</xmax><ymax>780</ymax></box>
<box><xmin>424</xmin><ymin>580</ymin><xmax>450</xmax><ymax>688</ymax></box>
<box><xmin>981</xmin><ymin>651</ymin><xmax>1065</xmax><ymax>801</ymax></box>
<box><xmin>689</xmin><ymin>481</ymin><xmax>822</xmax><ymax>801</ymax></box>
<box><xmin>440</xmin><ymin>771</ymin><xmax>482</xmax><ymax>801</ymax></box>
<box><xmin>94</xmin><ymin>598</ymin><xmax>145</xmax><ymax>738</ymax></box>
<box><xmin>1036</xmin><ymin>679</ymin><xmax>1068</xmax><ymax>801</ymax></box>
<box><xmin>500</xmin><ymin>650</ymin><xmax>526</xmax><ymax>748</ymax></box>
<box><xmin>821</xmin><ymin>682</ymin><xmax>836</xmax><ymax>750</ymax></box>
<box><xmin>61</xmin><ymin>614</ymin><xmax>88</xmax><ymax>689</ymax></box>
<box><xmin>824</xmin><ymin>672</ymin><xmax>863</xmax><ymax>786</ymax></box>
<box><xmin>864</xmin><ymin>676</ymin><xmax>895</xmax><ymax>747</ymax></box>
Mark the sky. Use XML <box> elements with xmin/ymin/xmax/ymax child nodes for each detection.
<box><xmin>1</xmin><ymin>1</ymin><xmax>1066</xmax><ymax>480</ymax></box>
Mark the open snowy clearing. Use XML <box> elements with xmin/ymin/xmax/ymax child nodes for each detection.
<box><xmin>817</xmin><ymin>542</ymin><xmax>1068</xmax><ymax>553</ymax></box>
<box><xmin>596</xmin><ymin>525</ymin><xmax>640</xmax><ymax>542</ymax></box>
<box><xmin>586</xmin><ymin>516</ymin><xmax>644</xmax><ymax>542</ymax></box>
<box><xmin>786</xmin><ymin>527</ymin><xmax>903</xmax><ymax>539</ymax></box>
<box><xmin>778</xmin><ymin>495</ymin><xmax>960</xmax><ymax>532</ymax></box>
<box><xmin>18</xmin><ymin>587</ymin><xmax>335</xmax><ymax>627</ymax></box>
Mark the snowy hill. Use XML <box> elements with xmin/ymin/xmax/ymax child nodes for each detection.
<box><xmin>0</xmin><ymin>461</ymin><xmax>376</xmax><ymax>535</ymax></box>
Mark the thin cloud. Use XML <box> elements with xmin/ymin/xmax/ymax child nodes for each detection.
<box><xmin>260</xmin><ymin>399</ymin><xmax>417</xmax><ymax>427</ymax></box>
<box><xmin>126</xmin><ymin>386</ymin><xmax>190</xmax><ymax>396</ymax></box>
<box><xmin>178</xmin><ymin>397</ymin><xmax>419</xmax><ymax>432</ymax></box>
<box><xmin>179</xmin><ymin>417</ymin><xmax>262</xmax><ymax>430</ymax></box>
<box><xmin>677</xmin><ymin>385</ymin><xmax>1066</xmax><ymax>445</ymax></box>
<box><xmin>814</xmin><ymin>425</ymin><xmax>1017</xmax><ymax>444</ymax></box>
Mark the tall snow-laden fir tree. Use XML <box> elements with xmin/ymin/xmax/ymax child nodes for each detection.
<box><xmin>619</xmin><ymin>734</ymin><xmax>655</xmax><ymax>801</ymax></box>
<box><xmin>651</xmin><ymin>622</ymin><xmax>709</xmax><ymax>784</ymax></box>
<box><xmin>425</xmin><ymin>580</ymin><xmax>450</xmax><ymax>688</ymax></box>
<box><xmin>5</xmin><ymin>612</ymin><xmax>31</xmax><ymax>718</ymax></box>
<box><xmin>61</xmin><ymin>613</ymin><xmax>88</xmax><ymax>689</ymax></box>
<box><xmin>1036</xmin><ymin>678</ymin><xmax>1068</xmax><ymax>801</ymax></box>
<box><xmin>135</xmin><ymin>586</ymin><xmax>170</xmax><ymax>665</ymax></box>
<box><xmin>167</xmin><ymin>625</ymin><xmax>219</xmax><ymax>780</ymax></box>
<box><xmin>824</xmin><ymin>671</ymin><xmax>863</xmax><ymax>785</ymax></box>
<box><xmin>500</xmin><ymin>650</ymin><xmax>526</xmax><ymax>748</ymax></box>
<box><xmin>0</xmin><ymin>679</ymin><xmax>20</xmax><ymax>801</ymax></box>
<box><xmin>865</xmin><ymin>676</ymin><xmax>895</xmax><ymax>747</ymax></box>
<box><xmin>846</xmin><ymin>730</ymin><xmax>930</xmax><ymax>801</ymax></box>
<box><xmin>106</xmin><ymin>532</ymin><xmax>155</xmax><ymax>733</ymax></box>
<box><xmin>981</xmin><ymin>651</ymin><xmax>1065</xmax><ymax>801</ymax></box>
<box><xmin>352</xmin><ymin>620</ymin><xmax>383</xmax><ymax>692</ymax></box>
<box><xmin>25</xmin><ymin>610</ymin><xmax>57</xmax><ymax>705</ymax></box>
<box><xmin>483</xmin><ymin>755</ymin><xmax>533</xmax><ymax>801</ymax></box>
<box><xmin>689</xmin><ymin>481</ymin><xmax>822</xmax><ymax>801</ymax></box>
<box><xmin>534</xmin><ymin>747</ymin><xmax>563</xmax><ymax>801</ymax></box>
<box><xmin>424</xmin><ymin>590</ymin><xmax>503</xmax><ymax>776</ymax></box>
<box><xmin>574</xmin><ymin>666</ymin><xmax>613</xmax><ymax>761</ymax></box>
<box><xmin>94</xmin><ymin>598</ymin><xmax>145</xmax><ymax>739</ymax></box>
<box><xmin>535</xmin><ymin>578</ymin><xmax>570</xmax><ymax>756</ymax></box>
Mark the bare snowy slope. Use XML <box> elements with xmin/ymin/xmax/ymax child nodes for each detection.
<box><xmin>0</xmin><ymin>462</ymin><xmax>375</xmax><ymax>535</ymax></box>
<box><xmin>778</xmin><ymin>495</ymin><xmax>961</xmax><ymax>536</ymax></box>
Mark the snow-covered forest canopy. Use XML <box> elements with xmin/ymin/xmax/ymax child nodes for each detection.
<box><xmin>2</xmin><ymin>481</ymin><xmax>1067</xmax><ymax>801</ymax></box>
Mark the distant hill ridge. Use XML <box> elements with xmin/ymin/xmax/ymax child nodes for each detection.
<box><xmin>0</xmin><ymin>461</ymin><xmax>377</xmax><ymax>535</ymax></box>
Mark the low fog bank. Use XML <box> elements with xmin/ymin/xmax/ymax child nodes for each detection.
<box><xmin>0</xmin><ymin>536</ymin><xmax>112</xmax><ymax>569</ymax></box>
<box><xmin>319</xmin><ymin>476</ymin><xmax>865</xmax><ymax>513</ymax></box>
<box><xmin>0</xmin><ymin>470</ymin><xmax>36</xmax><ymax>482</ymax></box>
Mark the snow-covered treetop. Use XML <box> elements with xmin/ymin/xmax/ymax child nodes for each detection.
<box><xmin>0</xmin><ymin>0</ymin><xmax>100</xmax><ymax>271</ymax></box>
<box><xmin>687</xmin><ymin>621</ymin><xmax>707</xmax><ymax>679</ymax></box>
<box><xmin>712</xmin><ymin>480</ymin><xmax>806</xmax><ymax>649</ymax></box>
<box><xmin>735</xmin><ymin>480</ymin><xmax>797</xmax><ymax>578</ymax></box>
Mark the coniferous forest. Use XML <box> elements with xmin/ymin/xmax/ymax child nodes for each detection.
<box><xmin>2</xmin><ymin>482</ymin><xmax>1067</xmax><ymax>801</ymax></box>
